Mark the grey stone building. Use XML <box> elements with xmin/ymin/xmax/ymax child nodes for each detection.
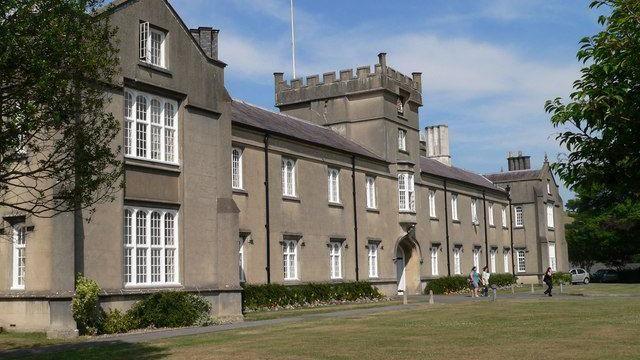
<box><xmin>0</xmin><ymin>0</ymin><xmax>568</xmax><ymax>336</ymax></box>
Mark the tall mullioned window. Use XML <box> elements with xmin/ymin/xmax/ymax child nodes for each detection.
<box><xmin>488</xmin><ymin>203</ymin><xmax>494</xmax><ymax>226</ymax></box>
<box><xmin>514</xmin><ymin>206</ymin><xmax>524</xmax><ymax>227</ymax></box>
<box><xmin>453</xmin><ymin>248</ymin><xmax>462</xmax><ymax>275</ymax></box>
<box><xmin>547</xmin><ymin>204</ymin><xmax>555</xmax><ymax>228</ymax></box>
<box><xmin>473</xmin><ymin>248</ymin><xmax>480</xmax><ymax>269</ymax></box>
<box><xmin>366</xmin><ymin>176</ymin><xmax>377</xmax><ymax>209</ymax></box>
<box><xmin>471</xmin><ymin>199</ymin><xmax>478</xmax><ymax>224</ymax></box>
<box><xmin>283</xmin><ymin>239</ymin><xmax>298</xmax><ymax>280</ymax></box>
<box><xmin>490</xmin><ymin>249</ymin><xmax>497</xmax><ymax>273</ymax></box>
<box><xmin>516</xmin><ymin>250</ymin><xmax>526</xmax><ymax>273</ymax></box>
<box><xmin>504</xmin><ymin>251</ymin><xmax>510</xmax><ymax>273</ymax></box>
<box><xmin>139</xmin><ymin>22</ymin><xmax>166</xmax><ymax>68</ymax></box>
<box><xmin>428</xmin><ymin>190</ymin><xmax>436</xmax><ymax>218</ymax></box>
<box><xmin>398</xmin><ymin>172</ymin><xmax>415</xmax><ymax>212</ymax></box>
<box><xmin>430</xmin><ymin>247</ymin><xmax>439</xmax><ymax>276</ymax></box>
<box><xmin>124</xmin><ymin>89</ymin><xmax>178</xmax><ymax>164</ymax></box>
<box><xmin>328</xmin><ymin>168</ymin><xmax>340</xmax><ymax>203</ymax></box>
<box><xmin>398</xmin><ymin>129</ymin><xmax>407</xmax><ymax>151</ymax></box>
<box><xmin>368</xmin><ymin>243</ymin><xmax>379</xmax><ymax>278</ymax></box>
<box><xmin>282</xmin><ymin>158</ymin><xmax>296</xmax><ymax>197</ymax></box>
<box><xmin>329</xmin><ymin>241</ymin><xmax>342</xmax><ymax>279</ymax></box>
<box><xmin>501</xmin><ymin>206</ymin><xmax>507</xmax><ymax>228</ymax></box>
<box><xmin>232</xmin><ymin>147</ymin><xmax>243</xmax><ymax>189</ymax></box>
<box><xmin>451</xmin><ymin>194</ymin><xmax>459</xmax><ymax>221</ymax></box>
<box><xmin>124</xmin><ymin>207</ymin><xmax>178</xmax><ymax>286</ymax></box>
<box><xmin>548</xmin><ymin>243</ymin><xmax>557</xmax><ymax>271</ymax></box>
<box><xmin>11</xmin><ymin>225</ymin><xmax>26</xmax><ymax>290</ymax></box>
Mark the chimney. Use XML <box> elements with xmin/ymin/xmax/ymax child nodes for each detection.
<box><xmin>425</xmin><ymin>125</ymin><xmax>451</xmax><ymax>166</ymax></box>
<box><xmin>190</xmin><ymin>27</ymin><xmax>219</xmax><ymax>60</ymax></box>
<box><xmin>507</xmin><ymin>151</ymin><xmax>531</xmax><ymax>171</ymax></box>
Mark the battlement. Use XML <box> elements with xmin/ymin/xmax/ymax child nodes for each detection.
<box><xmin>275</xmin><ymin>53</ymin><xmax>422</xmax><ymax>107</ymax></box>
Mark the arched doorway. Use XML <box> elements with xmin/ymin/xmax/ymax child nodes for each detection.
<box><xmin>395</xmin><ymin>235</ymin><xmax>421</xmax><ymax>295</ymax></box>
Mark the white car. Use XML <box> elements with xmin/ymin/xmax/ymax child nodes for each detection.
<box><xmin>570</xmin><ymin>268</ymin><xmax>590</xmax><ymax>284</ymax></box>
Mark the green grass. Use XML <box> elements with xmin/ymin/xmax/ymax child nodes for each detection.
<box><xmin>15</xmin><ymin>297</ymin><xmax>640</xmax><ymax>360</ymax></box>
<box><xmin>0</xmin><ymin>332</ymin><xmax>69</xmax><ymax>351</ymax></box>
<box><xmin>244</xmin><ymin>300</ymin><xmax>401</xmax><ymax>321</ymax></box>
<box><xmin>563</xmin><ymin>283</ymin><xmax>640</xmax><ymax>296</ymax></box>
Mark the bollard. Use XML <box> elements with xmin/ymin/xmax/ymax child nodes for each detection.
<box><xmin>531</xmin><ymin>283</ymin><xmax>535</xmax><ymax>293</ymax></box>
<box><xmin>511</xmin><ymin>284</ymin><xmax>515</xmax><ymax>294</ymax></box>
<box><xmin>403</xmin><ymin>291</ymin><xmax>408</xmax><ymax>305</ymax></box>
<box><xmin>429</xmin><ymin>290</ymin><xmax>434</xmax><ymax>305</ymax></box>
<box><xmin>492</xmin><ymin>287</ymin><xmax>497</xmax><ymax>302</ymax></box>
<box><xmin>560</xmin><ymin>282</ymin><xmax>564</xmax><ymax>294</ymax></box>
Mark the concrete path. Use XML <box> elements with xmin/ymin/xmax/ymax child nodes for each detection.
<box><xmin>0</xmin><ymin>292</ymin><xmax>587</xmax><ymax>358</ymax></box>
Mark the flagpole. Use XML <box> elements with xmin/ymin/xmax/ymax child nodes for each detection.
<box><xmin>290</xmin><ymin>0</ymin><xmax>297</xmax><ymax>79</ymax></box>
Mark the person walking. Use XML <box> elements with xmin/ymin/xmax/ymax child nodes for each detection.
<box><xmin>481</xmin><ymin>266</ymin><xmax>491</xmax><ymax>297</ymax></box>
<box><xmin>469</xmin><ymin>266</ymin><xmax>480</xmax><ymax>298</ymax></box>
<box><xmin>543</xmin><ymin>267</ymin><xmax>553</xmax><ymax>297</ymax></box>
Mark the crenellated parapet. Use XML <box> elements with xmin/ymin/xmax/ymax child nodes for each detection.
<box><xmin>275</xmin><ymin>53</ymin><xmax>422</xmax><ymax>107</ymax></box>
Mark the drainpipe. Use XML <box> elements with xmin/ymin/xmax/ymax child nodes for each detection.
<box><xmin>506</xmin><ymin>185</ymin><xmax>515</xmax><ymax>276</ymax></box>
<box><xmin>443</xmin><ymin>179</ymin><xmax>451</xmax><ymax>276</ymax></box>
<box><xmin>482</xmin><ymin>191</ymin><xmax>489</xmax><ymax>268</ymax></box>
<box><xmin>263</xmin><ymin>134</ymin><xmax>271</xmax><ymax>283</ymax></box>
<box><xmin>351</xmin><ymin>155</ymin><xmax>360</xmax><ymax>281</ymax></box>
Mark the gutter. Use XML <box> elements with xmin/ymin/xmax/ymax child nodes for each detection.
<box><xmin>352</xmin><ymin>156</ymin><xmax>360</xmax><ymax>281</ymax></box>
<box><xmin>443</xmin><ymin>179</ymin><xmax>451</xmax><ymax>276</ymax></box>
<box><xmin>482</xmin><ymin>191</ymin><xmax>489</xmax><ymax>268</ymax></box>
<box><xmin>263</xmin><ymin>134</ymin><xmax>271</xmax><ymax>283</ymax></box>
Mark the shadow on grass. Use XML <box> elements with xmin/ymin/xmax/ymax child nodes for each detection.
<box><xmin>0</xmin><ymin>340</ymin><xmax>170</xmax><ymax>360</ymax></box>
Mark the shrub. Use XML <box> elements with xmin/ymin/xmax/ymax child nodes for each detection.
<box><xmin>242</xmin><ymin>282</ymin><xmax>383</xmax><ymax>311</ymax></box>
<box><xmin>71</xmin><ymin>274</ymin><xmax>104</xmax><ymax>335</ymax></box>
<box><xmin>488</xmin><ymin>273</ymin><xmax>517</xmax><ymax>287</ymax></box>
<box><xmin>102</xmin><ymin>308</ymin><xmax>134</xmax><ymax>334</ymax></box>
<box><xmin>617</xmin><ymin>267</ymin><xmax>640</xmax><ymax>283</ymax></box>
<box><xmin>127</xmin><ymin>292</ymin><xmax>211</xmax><ymax>329</ymax></box>
<box><xmin>424</xmin><ymin>276</ymin><xmax>469</xmax><ymax>295</ymax></box>
<box><xmin>552</xmin><ymin>272</ymin><xmax>572</xmax><ymax>285</ymax></box>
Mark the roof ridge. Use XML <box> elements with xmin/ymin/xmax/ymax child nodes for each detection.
<box><xmin>484</xmin><ymin>168</ymin><xmax>542</xmax><ymax>176</ymax></box>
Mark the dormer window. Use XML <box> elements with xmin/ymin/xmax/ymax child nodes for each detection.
<box><xmin>139</xmin><ymin>22</ymin><xmax>166</xmax><ymax>68</ymax></box>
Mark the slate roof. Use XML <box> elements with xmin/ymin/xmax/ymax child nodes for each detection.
<box><xmin>420</xmin><ymin>157</ymin><xmax>504</xmax><ymax>192</ymax></box>
<box><xmin>231</xmin><ymin>100</ymin><xmax>384</xmax><ymax>162</ymax></box>
<box><xmin>483</xmin><ymin>169</ymin><xmax>542</xmax><ymax>183</ymax></box>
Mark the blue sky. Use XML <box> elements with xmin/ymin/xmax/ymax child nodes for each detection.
<box><xmin>171</xmin><ymin>0</ymin><xmax>605</xmax><ymax>202</ymax></box>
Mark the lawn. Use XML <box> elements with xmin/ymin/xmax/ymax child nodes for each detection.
<box><xmin>11</xmin><ymin>296</ymin><xmax>640</xmax><ymax>360</ymax></box>
<box><xmin>0</xmin><ymin>332</ymin><xmax>69</xmax><ymax>352</ymax></box>
<box><xmin>498</xmin><ymin>283</ymin><xmax>640</xmax><ymax>296</ymax></box>
<box><xmin>244</xmin><ymin>299</ymin><xmax>401</xmax><ymax>321</ymax></box>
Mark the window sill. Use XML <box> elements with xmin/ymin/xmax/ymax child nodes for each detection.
<box><xmin>502</xmin><ymin>226</ymin><xmax>509</xmax><ymax>230</ymax></box>
<box><xmin>547</xmin><ymin>227</ymin><xmax>555</xmax><ymax>231</ymax></box>
<box><xmin>328</xmin><ymin>202</ymin><xmax>343</xmax><ymax>208</ymax></box>
<box><xmin>233</xmin><ymin>188</ymin><xmax>248</xmax><ymax>196</ymax></box>
<box><xmin>123</xmin><ymin>283</ymin><xmax>182</xmax><ymax>290</ymax></box>
<box><xmin>125</xmin><ymin>157</ymin><xmax>181</xmax><ymax>173</ymax></box>
<box><xmin>429</xmin><ymin>217</ymin><xmax>439</xmax><ymax>221</ymax></box>
<box><xmin>489</xmin><ymin>225</ymin><xmax>496</xmax><ymax>228</ymax></box>
<box><xmin>282</xmin><ymin>195</ymin><xmax>301</xmax><ymax>203</ymax></box>
<box><xmin>515</xmin><ymin>226</ymin><xmax>524</xmax><ymax>229</ymax></box>
<box><xmin>366</xmin><ymin>208</ymin><xmax>380</xmax><ymax>213</ymax></box>
<box><xmin>10</xmin><ymin>286</ymin><xmax>25</xmax><ymax>291</ymax></box>
<box><xmin>398</xmin><ymin>149</ymin><xmax>410</xmax><ymax>155</ymax></box>
<box><xmin>399</xmin><ymin>210</ymin><xmax>416</xmax><ymax>215</ymax></box>
<box><xmin>452</xmin><ymin>219</ymin><xmax>461</xmax><ymax>224</ymax></box>
<box><xmin>138</xmin><ymin>61</ymin><xmax>173</xmax><ymax>77</ymax></box>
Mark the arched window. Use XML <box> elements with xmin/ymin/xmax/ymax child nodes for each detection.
<box><xmin>328</xmin><ymin>168</ymin><xmax>340</xmax><ymax>203</ymax></box>
<box><xmin>366</xmin><ymin>176</ymin><xmax>377</xmax><ymax>209</ymax></box>
<box><xmin>164</xmin><ymin>102</ymin><xmax>176</xmax><ymax>162</ymax></box>
<box><xmin>123</xmin><ymin>209</ymin><xmax>133</xmax><ymax>284</ymax></box>
<box><xmin>283</xmin><ymin>239</ymin><xmax>298</xmax><ymax>280</ymax></box>
<box><xmin>124</xmin><ymin>92</ymin><xmax>134</xmax><ymax>155</ymax></box>
<box><xmin>150</xmin><ymin>99</ymin><xmax>162</xmax><ymax>160</ymax></box>
<box><xmin>282</xmin><ymin>158</ymin><xmax>296</xmax><ymax>197</ymax></box>
<box><xmin>329</xmin><ymin>242</ymin><xmax>342</xmax><ymax>279</ymax></box>
<box><xmin>135</xmin><ymin>95</ymin><xmax>148</xmax><ymax>158</ymax></box>
<box><xmin>232</xmin><ymin>148</ymin><xmax>243</xmax><ymax>189</ymax></box>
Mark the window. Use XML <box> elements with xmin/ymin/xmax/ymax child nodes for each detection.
<box><xmin>283</xmin><ymin>239</ymin><xmax>298</xmax><ymax>280</ymax></box>
<box><xmin>398</xmin><ymin>172</ymin><xmax>415</xmax><ymax>212</ymax></box>
<box><xmin>490</xmin><ymin>249</ymin><xmax>496</xmax><ymax>273</ymax></box>
<box><xmin>514</xmin><ymin>206</ymin><xmax>523</xmax><ymax>227</ymax></box>
<box><xmin>501</xmin><ymin>206</ymin><xmax>507</xmax><ymax>228</ymax></box>
<box><xmin>548</xmin><ymin>243</ymin><xmax>557</xmax><ymax>271</ymax></box>
<box><xmin>239</xmin><ymin>236</ymin><xmax>246</xmax><ymax>282</ymax></box>
<box><xmin>366</xmin><ymin>176</ymin><xmax>377</xmax><ymax>209</ymax></box>
<box><xmin>428</xmin><ymin>190</ymin><xmax>436</xmax><ymax>218</ymax></box>
<box><xmin>430</xmin><ymin>247</ymin><xmax>438</xmax><ymax>276</ymax></box>
<box><xmin>232</xmin><ymin>148</ymin><xmax>243</xmax><ymax>189</ymax></box>
<box><xmin>11</xmin><ymin>225</ymin><xmax>26</xmax><ymax>290</ymax></box>
<box><xmin>282</xmin><ymin>158</ymin><xmax>296</xmax><ymax>197</ymax></box>
<box><xmin>329</xmin><ymin>241</ymin><xmax>342</xmax><ymax>279</ymax></box>
<box><xmin>328</xmin><ymin>168</ymin><xmax>340</xmax><ymax>203</ymax></box>
<box><xmin>124</xmin><ymin>89</ymin><xmax>178</xmax><ymax>164</ymax></box>
<box><xmin>124</xmin><ymin>207</ymin><xmax>178</xmax><ymax>286</ymax></box>
<box><xmin>368</xmin><ymin>242</ymin><xmax>379</xmax><ymax>278</ymax></box>
<box><xmin>471</xmin><ymin>199</ymin><xmax>478</xmax><ymax>224</ymax></box>
<box><xmin>473</xmin><ymin>248</ymin><xmax>480</xmax><ymax>269</ymax></box>
<box><xmin>547</xmin><ymin>204</ymin><xmax>555</xmax><ymax>228</ymax></box>
<box><xmin>504</xmin><ymin>251</ymin><xmax>510</xmax><ymax>273</ymax></box>
<box><xmin>547</xmin><ymin>180</ymin><xmax>552</xmax><ymax>195</ymax></box>
<box><xmin>488</xmin><ymin>203</ymin><xmax>494</xmax><ymax>226</ymax></box>
<box><xmin>453</xmin><ymin>248</ymin><xmax>462</xmax><ymax>275</ymax></box>
<box><xmin>398</xmin><ymin>129</ymin><xmax>407</xmax><ymax>151</ymax></box>
<box><xmin>516</xmin><ymin>250</ymin><xmax>526</xmax><ymax>273</ymax></box>
<box><xmin>139</xmin><ymin>22</ymin><xmax>165</xmax><ymax>68</ymax></box>
<box><xmin>451</xmin><ymin>194</ymin><xmax>459</xmax><ymax>221</ymax></box>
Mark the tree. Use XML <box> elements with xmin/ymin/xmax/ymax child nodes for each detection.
<box><xmin>546</xmin><ymin>0</ymin><xmax>640</xmax><ymax>267</ymax></box>
<box><xmin>0</xmin><ymin>0</ymin><xmax>122</xmax><ymax>228</ymax></box>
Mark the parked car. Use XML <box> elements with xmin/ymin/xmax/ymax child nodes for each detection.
<box><xmin>592</xmin><ymin>269</ymin><xmax>619</xmax><ymax>283</ymax></box>
<box><xmin>569</xmin><ymin>268</ymin><xmax>590</xmax><ymax>284</ymax></box>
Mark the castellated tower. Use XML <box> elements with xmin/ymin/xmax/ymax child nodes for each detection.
<box><xmin>274</xmin><ymin>53</ymin><xmax>423</xmax><ymax>167</ymax></box>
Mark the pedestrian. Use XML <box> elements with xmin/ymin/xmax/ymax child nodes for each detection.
<box><xmin>481</xmin><ymin>266</ymin><xmax>491</xmax><ymax>297</ymax></box>
<box><xmin>469</xmin><ymin>266</ymin><xmax>480</xmax><ymax>298</ymax></box>
<box><xmin>543</xmin><ymin>267</ymin><xmax>553</xmax><ymax>297</ymax></box>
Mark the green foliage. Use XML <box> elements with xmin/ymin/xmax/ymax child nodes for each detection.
<box><xmin>552</xmin><ymin>272</ymin><xmax>572</xmax><ymax>285</ymax></box>
<box><xmin>242</xmin><ymin>282</ymin><xmax>383</xmax><ymax>311</ymax></box>
<box><xmin>424</xmin><ymin>276</ymin><xmax>470</xmax><ymax>295</ymax></box>
<box><xmin>488</xmin><ymin>273</ymin><xmax>517</xmax><ymax>287</ymax></box>
<box><xmin>71</xmin><ymin>274</ymin><xmax>104</xmax><ymax>335</ymax></box>
<box><xmin>617</xmin><ymin>268</ymin><xmax>640</xmax><ymax>283</ymax></box>
<box><xmin>127</xmin><ymin>292</ymin><xmax>211</xmax><ymax>329</ymax></box>
<box><xmin>102</xmin><ymin>308</ymin><xmax>135</xmax><ymax>335</ymax></box>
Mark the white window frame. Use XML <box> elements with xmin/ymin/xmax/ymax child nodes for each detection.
<box><xmin>501</xmin><ymin>206</ymin><xmax>507</xmax><ymax>228</ymax></box>
<box><xmin>488</xmin><ymin>203</ymin><xmax>494</xmax><ymax>226</ymax></box>
<box><xmin>516</xmin><ymin>250</ymin><xmax>526</xmax><ymax>273</ymax></box>
<box><xmin>368</xmin><ymin>242</ymin><xmax>379</xmax><ymax>278</ymax></box>
<box><xmin>282</xmin><ymin>157</ymin><xmax>297</xmax><ymax>197</ymax></box>
<box><xmin>232</xmin><ymin>147</ymin><xmax>243</xmax><ymax>190</ymax></box>
<box><xmin>124</xmin><ymin>88</ymin><xmax>178</xmax><ymax>165</ymax></box>
<box><xmin>239</xmin><ymin>236</ymin><xmax>246</xmax><ymax>282</ymax></box>
<box><xmin>453</xmin><ymin>248</ymin><xmax>462</xmax><ymax>275</ymax></box>
<box><xmin>428</xmin><ymin>190</ymin><xmax>436</xmax><ymax>218</ymax></box>
<box><xmin>547</xmin><ymin>180</ymin><xmax>552</xmax><ymax>195</ymax></box>
<box><xmin>430</xmin><ymin>246</ymin><xmax>439</xmax><ymax>276</ymax></box>
<box><xmin>366</xmin><ymin>176</ymin><xmax>377</xmax><ymax>209</ymax></box>
<box><xmin>139</xmin><ymin>22</ymin><xmax>166</xmax><ymax>68</ymax></box>
<box><xmin>123</xmin><ymin>206</ymin><xmax>179</xmax><ymax>287</ymax></box>
<box><xmin>548</xmin><ymin>243</ymin><xmax>557</xmax><ymax>271</ymax></box>
<box><xmin>11</xmin><ymin>225</ymin><xmax>26</xmax><ymax>290</ymax></box>
<box><xmin>329</xmin><ymin>241</ymin><xmax>343</xmax><ymax>279</ymax></box>
<box><xmin>471</xmin><ymin>199</ymin><xmax>478</xmax><ymax>224</ymax></box>
<box><xmin>283</xmin><ymin>239</ymin><xmax>298</xmax><ymax>280</ymax></box>
<box><xmin>473</xmin><ymin>248</ymin><xmax>480</xmax><ymax>269</ymax></box>
<box><xmin>547</xmin><ymin>204</ymin><xmax>555</xmax><ymax>228</ymax></box>
<box><xmin>398</xmin><ymin>129</ymin><xmax>407</xmax><ymax>151</ymax></box>
<box><xmin>328</xmin><ymin>168</ymin><xmax>340</xmax><ymax>204</ymax></box>
<box><xmin>514</xmin><ymin>206</ymin><xmax>524</xmax><ymax>227</ymax></box>
<box><xmin>503</xmin><ymin>251</ymin><xmax>510</xmax><ymax>273</ymax></box>
<box><xmin>490</xmin><ymin>249</ymin><xmax>496</xmax><ymax>273</ymax></box>
<box><xmin>398</xmin><ymin>172</ymin><xmax>415</xmax><ymax>212</ymax></box>
<box><xmin>451</xmin><ymin>194</ymin><xmax>459</xmax><ymax>221</ymax></box>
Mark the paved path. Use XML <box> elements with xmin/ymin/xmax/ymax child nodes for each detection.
<box><xmin>0</xmin><ymin>292</ymin><xmax>596</xmax><ymax>358</ymax></box>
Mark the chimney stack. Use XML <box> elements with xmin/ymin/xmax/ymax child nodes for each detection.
<box><xmin>507</xmin><ymin>151</ymin><xmax>531</xmax><ymax>171</ymax></box>
<box><xmin>190</xmin><ymin>27</ymin><xmax>219</xmax><ymax>60</ymax></box>
<box><xmin>425</xmin><ymin>125</ymin><xmax>451</xmax><ymax>166</ymax></box>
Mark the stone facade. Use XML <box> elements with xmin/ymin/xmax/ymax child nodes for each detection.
<box><xmin>0</xmin><ymin>0</ymin><xmax>568</xmax><ymax>336</ymax></box>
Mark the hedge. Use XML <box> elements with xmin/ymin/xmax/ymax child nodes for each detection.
<box><xmin>617</xmin><ymin>268</ymin><xmax>640</xmax><ymax>283</ymax></box>
<box><xmin>488</xmin><ymin>273</ymin><xmax>517</xmax><ymax>287</ymax></box>
<box><xmin>551</xmin><ymin>272</ymin><xmax>572</xmax><ymax>285</ymax></box>
<box><xmin>242</xmin><ymin>282</ymin><xmax>383</xmax><ymax>311</ymax></box>
<box><xmin>424</xmin><ymin>276</ymin><xmax>469</xmax><ymax>295</ymax></box>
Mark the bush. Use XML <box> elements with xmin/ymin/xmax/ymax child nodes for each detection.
<box><xmin>71</xmin><ymin>274</ymin><xmax>104</xmax><ymax>335</ymax></box>
<box><xmin>127</xmin><ymin>292</ymin><xmax>211</xmax><ymax>329</ymax></box>
<box><xmin>617</xmin><ymin>267</ymin><xmax>640</xmax><ymax>283</ymax></box>
<box><xmin>102</xmin><ymin>309</ymin><xmax>134</xmax><ymax>334</ymax></box>
<box><xmin>424</xmin><ymin>276</ymin><xmax>469</xmax><ymax>295</ymax></box>
<box><xmin>489</xmin><ymin>273</ymin><xmax>517</xmax><ymax>287</ymax></box>
<box><xmin>552</xmin><ymin>272</ymin><xmax>572</xmax><ymax>285</ymax></box>
<box><xmin>242</xmin><ymin>282</ymin><xmax>383</xmax><ymax>311</ymax></box>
